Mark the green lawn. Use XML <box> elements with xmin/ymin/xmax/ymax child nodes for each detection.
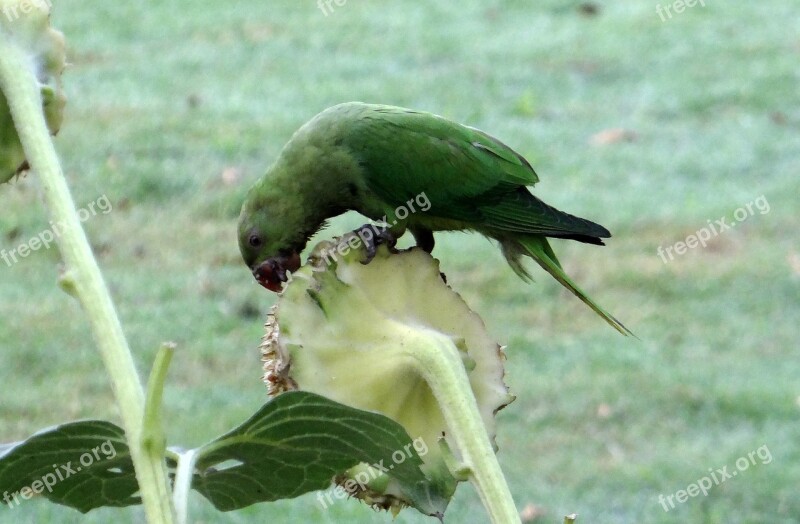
<box><xmin>1</xmin><ymin>0</ymin><xmax>798</xmax><ymax>522</ymax></box>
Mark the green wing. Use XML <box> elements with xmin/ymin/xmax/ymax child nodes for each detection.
<box><xmin>343</xmin><ymin>104</ymin><xmax>608</xmax><ymax>240</ymax></box>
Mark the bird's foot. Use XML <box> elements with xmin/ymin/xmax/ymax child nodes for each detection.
<box><xmin>353</xmin><ymin>223</ymin><xmax>397</xmax><ymax>264</ymax></box>
<box><xmin>410</xmin><ymin>227</ymin><xmax>435</xmax><ymax>254</ymax></box>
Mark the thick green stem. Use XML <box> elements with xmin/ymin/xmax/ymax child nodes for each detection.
<box><xmin>396</xmin><ymin>323</ymin><xmax>520</xmax><ymax>524</ymax></box>
<box><xmin>0</xmin><ymin>36</ymin><xmax>174</xmax><ymax>523</ymax></box>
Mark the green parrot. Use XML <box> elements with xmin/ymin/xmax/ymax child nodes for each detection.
<box><xmin>238</xmin><ymin>102</ymin><xmax>631</xmax><ymax>335</ymax></box>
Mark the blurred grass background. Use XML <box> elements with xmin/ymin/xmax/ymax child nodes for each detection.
<box><xmin>1</xmin><ymin>0</ymin><xmax>798</xmax><ymax>522</ymax></box>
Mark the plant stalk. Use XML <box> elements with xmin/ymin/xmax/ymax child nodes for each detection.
<box><xmin>143</xmin><ymin>343</ymin><xmax>174</xmax><ymax>456</ymax></box>
<box><xmin>172</xmin><ymin>449</ymin><xmax>199</xmax><ymax>524</ymax></box>
<box><xmin>142</xmin><ymin>342</ymin><xmax>176</xmax><ymax>515</ymax></box>
<box><xmin>397</xmin><ymin>323</ymin><xmax>520</xmax><ymax>524</ymax></box>
<box><xmin>0</xmin><ymin>36</ymin><xmax>174</xmax><ymax>523</ymax></box>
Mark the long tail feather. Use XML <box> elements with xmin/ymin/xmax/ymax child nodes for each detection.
<box><xmin>513</xmin><ymin>236</ymin><xmax>634</xmax><ymax>336</ymax></box>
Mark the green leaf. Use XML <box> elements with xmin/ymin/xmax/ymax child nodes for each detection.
<box><xmin>0</xmin><ymin>420</ymin><xmax>138</xmax><ymax>513</ymax></box>
<box><xmin>192</xmin><ymin>391</ymin><xmax>447</xmax><ymax>516</ymax></box>
<box><xmin>0</xmin><ymin>392</ymin><xmax>448</xmax><ymax>517</ymax></box>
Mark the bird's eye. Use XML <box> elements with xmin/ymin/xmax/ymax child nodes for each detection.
<box><xmin>248</xmin><ymin>234</ymin><xmax>262</xmax><ymax>248</ymax></box>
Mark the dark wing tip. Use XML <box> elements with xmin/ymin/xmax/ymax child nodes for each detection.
<box><xmin>550</xmin><ymin>233</ymin><xmax>607</xmax><ymax>245</ymax></box>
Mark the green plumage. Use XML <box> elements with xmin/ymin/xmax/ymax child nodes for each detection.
<box><xmin>238</xmin><ymin>102</ymin><xmax>631</xmax><ymax>335</ymax></box>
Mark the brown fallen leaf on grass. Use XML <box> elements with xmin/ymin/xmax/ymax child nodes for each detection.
<box><xmin>222</xmin><ymin>166</ymin><xmax>241</xmax><ymax>185</ymax></box>
<box><xmin>589</xmin><ymin>128</ymin><xmax>637</xmax><ymax>146</ymax></box>
<box><xmin>520</xmin><ymin>502</ymin><xmax>547</xmax><ymax>522</ymax></box>
<box><xmin>770</xmin><ymin>111</ymin><xmax>787</xmax><ymax>125</ymax></box>
<box><xmin>787</xmin><ymin>251</ymin><xmax>800</xmax><ymax>277</ymax></box>
<box><xmin>596</xmin><ymin>403</ymin><xmax>613</xmax><ymax>419</ymax></box>
<box><xmin>578</xmin><ymin>2</ymin><xmax>600</xmax><ymax>16</ymax></box>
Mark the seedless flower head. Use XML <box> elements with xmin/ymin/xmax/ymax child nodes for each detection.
<box><xmin>260</xmin><ymin>234</ymin><xmax>514</xmax><ymax>514</ymax></box>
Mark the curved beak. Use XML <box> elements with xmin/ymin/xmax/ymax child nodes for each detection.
<box><xmin>251</xmin><ymin>251</ymin><xmax>302</xmax><ymax>293</ymax></box>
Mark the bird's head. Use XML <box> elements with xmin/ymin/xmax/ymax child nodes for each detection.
<box><xmin>237</xmin><ymin>182</ymin><xmax>305</xmax><ymax>293</ymax></box>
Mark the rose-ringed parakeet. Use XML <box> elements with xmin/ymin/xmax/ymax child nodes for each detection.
<box><xmin>238</xmin><ymin>102</ymin><xmax>631</xmax><ymax>335</ymax></box>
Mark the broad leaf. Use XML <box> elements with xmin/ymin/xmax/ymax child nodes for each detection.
<box><xmin>0</xmin><ymin>392</ymin><xmax>448</xmax><ymax>517</ymax></box>
<box><xmin>0</xmin><ymin>420</ymin><xmax>137</xmax><ymax>512</ymax></box>
<box><xmin>192</xmin><ymin>391</ymin><xmax>447</xmax><ymax>516</ymax></box>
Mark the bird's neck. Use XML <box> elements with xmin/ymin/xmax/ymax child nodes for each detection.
<box><xmin>273</xmin><ymin>143</ymin><xmax>363</xmax><ymax>248</ymax></box>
